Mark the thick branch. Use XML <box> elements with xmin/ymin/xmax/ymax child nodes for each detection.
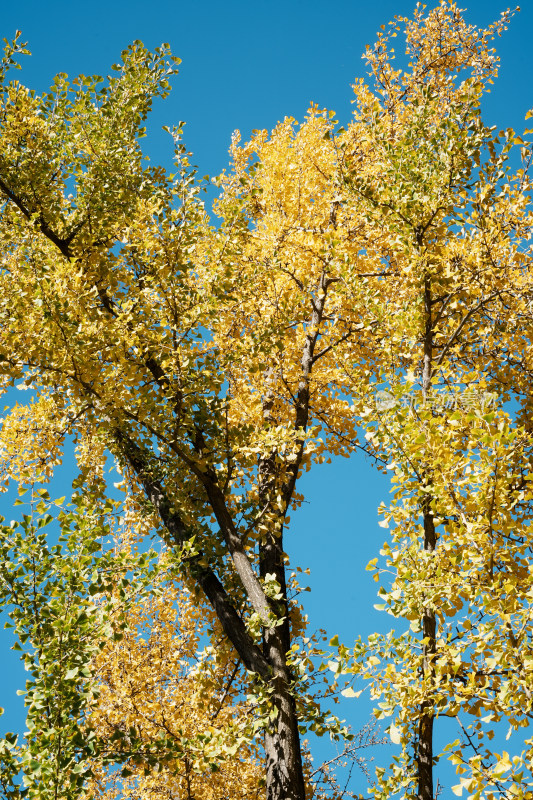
<box><xmin>0</xmin><ymin>176</ymin><xmax>73</xmax><ymax>258</ymax></box>
<box><xmin>113</xmin><ymin>428</ymin><xmax>272</xmax><ymax>681</ymax></box>
<box><xmin>157</xmin><ymin>425</ymin><xmax>272</xmax><ymax>625</ymax></box>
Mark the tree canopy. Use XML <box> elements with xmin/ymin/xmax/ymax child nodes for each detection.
<box><xmin>1</xmin><ymin>3</ymin><xmax>533</xmax><ymax>798</ymax></box>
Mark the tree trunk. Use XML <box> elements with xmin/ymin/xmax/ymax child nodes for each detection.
<box><xmin>260</xmin><ymin>529</ymin><xmax>306</xmax><ymax>800</ymax></box>
<box><xmin>418</xmin><ymin>513</ymin><xmax>436</xmax><ymax>800</ymax></box>
<box><xmin>418</xmin><ymin>563</ymin><xmax>436</xmax><ymax>800</ymax></box>
<box><xmin>417</xmin><ymin>700</ymin><xmax>434</xmax><ymax>800</ymax></box>
<box><xmin>417</xmin><ymin>271</ymin><xmax>436</xmax><ymax>800</ymax></box>
<box><xmin>263</xmin><ymin>628</ymin><xmax>306</xmax><ymax>800</ymax></box>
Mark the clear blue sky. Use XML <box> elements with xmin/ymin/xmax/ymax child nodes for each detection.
<box><xmin>0</xmin><ymin>0</ymin><xmax>531</xmax><ymax>793</ymax></box>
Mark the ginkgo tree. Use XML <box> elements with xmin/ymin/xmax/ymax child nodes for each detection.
<box><xmin>0</xmin><ymin>489</ymin><xmax>163</xmax><ymax>800</ymax></box>
<box><xmin>1</xmin><ymin>2</ymin><xmax>533</xmax><ymax>799</ymax></box>
<box><xmin>218</xmin><ymin>1</ymin><xmax>533</xmax><ymax>797</ymax></box>
<box><xmin>0</xmin><ymin>29</ymin><xmax>370</xmax><ymax>800</ymax></box>
<box><xmin>317</xmin><ymin>4</ymin><xmax>533</xmax><ymax>799</ymax></box>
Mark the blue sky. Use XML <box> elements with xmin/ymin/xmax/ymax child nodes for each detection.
<box><xmin>0</xmin><ymin>0</ymin><xmax>532</xmax><ymax>794</ymax></box>
<box><xmin>2</xmin><ymin>1</ymin><xmax>531</xmax><ymax>179</ymax></box>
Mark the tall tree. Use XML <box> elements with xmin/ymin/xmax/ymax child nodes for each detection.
<box><xmin>0</xmin><ymin>31</ymin><xmax>368</xmax><ymax>800</ymax></box>
<box><xmin>323</xmin><ymin>3</ymin><xmax>533</xmax><ymax>797</ymax></box>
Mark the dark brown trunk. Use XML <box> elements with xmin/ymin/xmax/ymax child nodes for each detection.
<box><xmin>417</xmin><ymin>701</ymin><xmax>434</xmax><ymax>800</ymax></box>
<box><xmin>120</xmin><ymin>417</ymin><xmax>308</xmax><ymax>800</ymax></box>
<box><xmin>260</xmin><ymin>528</ymin><xmax>306</xmax><ymax>800</ymax></box>
<box><xmin>258</xmin><ymin>376</ymin><xmax>306</xmax><ymax>800</ymax></box>
<box><xmin>255</xmin><ymin>272</ymin><xmax>330</xmax><ymax>800</ymax></box>
<box><xmin>263</xmin><ymin>675</ymin><xmax>306</xmax><ymax>800</ymax></box>
<box><xmin>417</xmin><ymin>272</ymin><xmax>436</xmax><ymax>800</ymax></box>
<box><xmin>262</xmin><ymin>625</ymin><xmax>306</xmax><ymax>800</ymax></box>
<box><xmin>418</xmin><ymin>509</ymin><xmax>436</xmax><ymax>800</ymax></box>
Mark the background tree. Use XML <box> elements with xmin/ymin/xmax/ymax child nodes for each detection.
<box><xmin>0</xmin><ymin>489</ymin><xmax>160</xmax><ymax>800</ymax></box>
<box><xmin>322</xmin><ymin>3</ymin><xmax>533</xmax><ymax>798</ymax></box>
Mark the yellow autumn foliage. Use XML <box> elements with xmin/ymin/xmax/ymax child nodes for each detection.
<box><xmin>1</xmin><ymin>3</ymin><xmax>533</xmax><ymax>798</ymax></box>
<box><xmin>84</xmin><ymin>556</ymin><xmax>265</xmax><ymax>800</ymax></box>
